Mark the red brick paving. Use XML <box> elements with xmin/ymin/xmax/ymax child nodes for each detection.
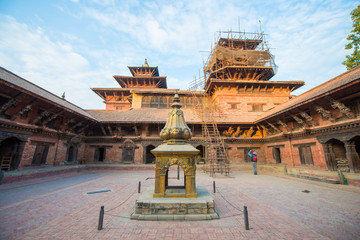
<box><xmin>0</xmin><ymin>170</ymin><xmax>359</xmax><ymax>240</ymax></box>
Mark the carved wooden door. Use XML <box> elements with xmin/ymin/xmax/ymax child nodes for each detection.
<box><xmin>122</xmin><ymin>142</ymin><xmax>135</xmax><ymax>163</ymax></box>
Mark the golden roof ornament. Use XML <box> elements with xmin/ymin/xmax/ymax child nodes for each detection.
<box><xmin>160</xmin><ymin>90</ymin><xmax>192</xmax><ymax>142</ymax></box>
<box><xmin>144</xmin><ymin>58</ymin><xmax>149</xmax><ymax>67</ymax></box>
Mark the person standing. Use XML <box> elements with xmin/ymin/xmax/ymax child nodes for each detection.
<box><xmin>248</xmin><ymin>150</ymin><xmax>258</xmax><ymax>175</ymax></box>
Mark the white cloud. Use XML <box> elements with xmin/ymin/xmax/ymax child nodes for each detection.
<box><xmin>0</xmin><ymin>15</ymin><xmax>111</xmax><ymax>109</ymax></box>
<box><xmin>0</xmin><ymin>0</ymin><xmax>358</xmax><ymax>110</ymax></box>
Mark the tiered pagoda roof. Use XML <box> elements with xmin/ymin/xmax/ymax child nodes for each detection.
<box><xmin>113</xmin><ymin>59</ymin><xmax>167</xmax><ymax>89</ymax></box>
<box><xmin>204</xmin><ymin>31</ymin><xmax>304</xmax><ymax>94</ymax></box>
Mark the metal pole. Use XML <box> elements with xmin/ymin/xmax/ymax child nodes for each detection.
<box><xmin>244</xmin><ymin>206</ymin><xmax>249</xmax><ymax>230</ymax></box>
<box><xmin>138</xmin><ymin>181</ymin><xmax>141</xmax><ymax>193</ymax></box>
<box><xmin>98</xmin><ymin>206</ymin><xmax>104</xmax><ymax>230</ymax></box>
<box><xmin>177</xmin><ymin>165</ymin><xmax>180</xmax><ymax>180</ymax></box>
<box><xmin>213</xmin><ymin>181</ymin><xmax>216</xmax><ymax>193</ymax></box>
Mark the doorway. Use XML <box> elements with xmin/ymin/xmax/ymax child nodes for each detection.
<box><xmin>0</xmin><ymin>137</ymin><xmax>22</xmax><ymax>170</ymax></box>
<box><xmin>67</xmin><ymin>145</ymin><xmax>78</xmax><ymax>163</ymax></box>
<box><xmin>94</xmin><ymin>147</ymin><xmax>106</xmax><ymax>162</ymax></box>
<box><xmin>122</xmin><ymin>140</ymin><xmax>135</xmax><ymax>163</ymax></box>
<box><xmin>196</xmin><ymin>145</ymin><xmax>205</xmax><ymax>164</ymax></box>
<box><xmin>145</xmin><ymin>145</ymin><xmax>156</xmax><ymax>164</ymax></box>
<box><xmin>273</xmin><ymin>147</ymin><xmax>282</xmax><ymax>164</ymax></box>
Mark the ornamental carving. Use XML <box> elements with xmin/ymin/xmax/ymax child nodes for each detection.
<box><xmin>314</xmin><ymin>105</ymin><xmax>335</xmax><ymax>122</ymax></box>
<box><xmin>292</xmin><ymin>115</ymin><xmax>306</xmax><ymax>127</ymax></box>
<box><xmin>266</xmin><ymin>121</ymin><xmax>281</xmax><ymax>133</ymax></box>
<box><xmin>278</xmin><ymin>120</ymin><xmax>291</xmax><ymax>132</ymax></box>
<box><xmin>329</xmin><ymin>98</ymin><xmax>354</xmax><ymax>119</ymax></box>
<box><xmin>0</xmin><ymin>98</ymin><xmax>18</xmax><ymax>113</ymax></box>
<box><xmin>157</xmin><ymin>157</ymin><xmax>192</xmax><ymax>175</ymax></box>
<box><xmin>300</xmin><ymin>111</ymin><xmax>318</xmax><ymax>126</ymax></box>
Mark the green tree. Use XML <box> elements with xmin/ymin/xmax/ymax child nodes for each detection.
<box><xmin>343</xmin><ymin>5</ymin><xmax>360</xmax><ymax>70</ymax></box>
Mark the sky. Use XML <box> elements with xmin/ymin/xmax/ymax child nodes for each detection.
<box><xmin>0</xmin><ymin>0</ymin><xmax>358</xmax><ymax>109</ymax></box>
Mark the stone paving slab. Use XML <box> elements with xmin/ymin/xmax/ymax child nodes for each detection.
<box><xmin>0</xmin><ymin>170</ymin><xmax>359</xmax><ymax>239</ymax></box>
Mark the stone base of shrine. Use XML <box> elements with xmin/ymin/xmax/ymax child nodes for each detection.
<box><xmin>130</xmin><ymin>186</ymin><xmax>218</xmax><ymax>221</ymax></box>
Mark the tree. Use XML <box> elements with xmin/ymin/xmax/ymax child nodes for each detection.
<box><xmin>343</xmin><ymin>5</ymin><xmax>360</xmax><ymax>70</ymax></box>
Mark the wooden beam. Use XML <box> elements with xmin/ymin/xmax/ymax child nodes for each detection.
<box><xmin>0</xmin><ymin>97</ymin><xmax>19</xmax><ymax>113</ymax></box>
<box><xmin>107</xmin><ymin>125</ymin><xmax>114</xmax><ymax>136</ymax></box>
<box><xmin>100</xmin><ymin>125</ymin><xmax>107</xmax><ymax>136</ymax></box>
<box><xmin>42</xmin><ymin>110</ymin><xmax>64</xmax><ymax>125</ymax></box>
<box><xmin>11</xmin><ymin>99</ymin><xmax>37</xmax><ymax>120</ymax></box>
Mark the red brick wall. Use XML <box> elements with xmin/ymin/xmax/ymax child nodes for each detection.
<box><xmin>262</xmin><ymin>137</ymin><xmax>327</xmax><ymax>170</ymax></box>
<box><xmin>19</xmin><ymin>139</ymin><xmax>36</xmax><ymax>168</ymax></box>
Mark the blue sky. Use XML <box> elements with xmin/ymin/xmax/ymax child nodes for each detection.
<box><xmin>0</xmin><ymin>0</ymin><xmax>358</xmax><ymax>109</ymax></box>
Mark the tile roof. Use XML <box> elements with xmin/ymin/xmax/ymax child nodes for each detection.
<box><xmin>86</xmin><ymin>108</ymin><xmax>200</xmax><ymax>123</ymax></box>
<box><xmin>0</xmin><ymin>67</ymin><xmax>96</xmax><ymax>121</ymax></box>
<box><xmin>86</xmin><ymin>108</ymin><xmax>259</xmax><ymax>124</ymax></box>
<box><xmin>255</xmin><ymin>66</ymin><xmax>360</xmax><ymax>122</ymax></box>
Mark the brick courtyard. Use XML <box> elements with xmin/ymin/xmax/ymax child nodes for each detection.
<box><xmin>0</xmin><ymin>169</ymin><xmax>359</xmax><ymax>240</ymax></box>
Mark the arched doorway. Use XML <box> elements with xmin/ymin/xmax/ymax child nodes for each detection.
<box><xmin>0</xmin><ymin>137</ymin><xmax>22</xmax><ymax>171</ymax></box>
<box><xmin>145</xmin><ymin>145</ymin><xmax>156</xmax><ymax>164</ymax></box>
<box><xmin>326</xmin><ymin>139</ymin><xmax>349</xmax><ymax>172</ymax></box>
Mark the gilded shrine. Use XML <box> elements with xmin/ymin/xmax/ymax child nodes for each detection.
<box><xmin>152</xmin><ymin>91</ymin><xmax>199</xmax><ymax>198</ymax></box>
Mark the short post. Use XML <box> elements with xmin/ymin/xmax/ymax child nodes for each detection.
<box><xmin>244</xmin><ymin>206</ymin><xmax>249</xmax><ymax>230</ymax></box>
<box><xmin>98</xmin><ymin>206</ymin><xmax>104</xmax><ymax>230</ymax></box>
<box><xmin>177</xmin><ymin>165</ymin><xmax>180</xmax><ymax>180</ymax></box>
<box><xmin>138</xmin><ymin>181</ymin><xmax>141</xmax><ymax>193</ymax></box>
<box><xmin>213</xmin><ymin>181</ymin><xmax>216</xmax><ymax>193</ymax></box>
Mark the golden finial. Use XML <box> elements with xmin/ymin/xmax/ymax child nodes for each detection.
<box><xmin>144</xmin><ymin>58</ymin><xmax>149</xmax><ymax>67</ymax></box>
<box><xmin>160</xmin><ymin>90</ymin><xmax>192</xmax><ymax>142</ymax></box>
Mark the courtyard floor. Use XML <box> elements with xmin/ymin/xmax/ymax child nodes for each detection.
<box><xmin>0</xmin><ymin>169</ymin><xmax>359</xmax><ymax>240</ymax></box>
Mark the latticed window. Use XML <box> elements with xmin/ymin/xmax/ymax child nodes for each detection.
<box><xmin>159</xmin><ymin>96</ymin><xmax>167</xmax><ymax>109</ymax></box>
<box><xmin>142</xmin><ymin>95</ymin><xmax>192</xmax><ymax>109</ymax></box>
<box><xmin>142</xmin><ymin>96</ymin><xmax>151</xmax><ymax>108</ymax></box>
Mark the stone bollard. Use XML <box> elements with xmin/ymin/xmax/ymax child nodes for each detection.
<box><xmin>98</xmin><ymin>206</ymin><xmax>104</xmax><ymax>230</ymax></box>
<box><xmin>244</xmin><ymin>206</ymin><xmax>249</xmax><ymax>230</ymax></box>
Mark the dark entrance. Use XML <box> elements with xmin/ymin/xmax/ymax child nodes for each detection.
<box><xmin>196</xmin><ymin>145</ymin><xmax>205</xmax><ymax>164</ymax></box>
<box><xmin>273</xmin><ymin>147</ymin><xmax>281</xmax><ymax>163</ymax></box>
<box><xmin>94</xmin><ymin>147</ymin><xmax>105</xmax><ymax>162</ymax></box>
<box><xmin>145</xmin><ymin>145</ymin><xmax>156</xmax><ymax>164</ymax></box>
<box><xmin>0</xmin><ymin>137</ymin><xmax>22</xmax><ymax>171</ymax></box>
<box><xmin>66</xmin><ymin>145</ymin><xmax>78</xmax><ymax>163</ymax></box>
<box><xmin>32</xmin><ymin>144</ymin><xmax>49</xmax><ymax>165</ymax></box>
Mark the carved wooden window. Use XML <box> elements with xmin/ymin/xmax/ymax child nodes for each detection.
<box><xmin>150</xmin><ymin>96</ymin><xmax>158</xmax><ymax>108</ymax></box>
<box><xmin>298</xmin><ymin>145</ymin><xmax>314</xmax><ymax>165</ymax></box>
<box><xmin>159</xmin><ymin>96</ymin><xmax>167</xmax><ymax>109</ymax></box>
<box><xmin>32</xmin><ymin>144</ymin><xmax>49</xmax><ymax>165</ymax></box>
<box><xmin>229</xmin><ymin>103</ymin><xmax>238</xmax><ymax>109</ymax></box>
<box><xmin>142</xmin><ymin>96</ymin><xmax>151</xmax><ymax>108</ymax></box>
<box><xmin>248</xmin><ymin>103</ymin><xmax>264</xmax><ymax>112</ymax></box>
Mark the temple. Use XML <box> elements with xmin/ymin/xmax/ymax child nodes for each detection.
<box><xmin>0</xmin><ymin>30</ymin><xmax>359</xmax><ymax>185</ymax></box>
